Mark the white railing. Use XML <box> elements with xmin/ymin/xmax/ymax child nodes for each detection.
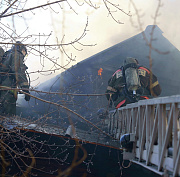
<box><xmin>108</xmin><ymin>95</ymin><xmax>180</xmax><ymax>177</ymax></box>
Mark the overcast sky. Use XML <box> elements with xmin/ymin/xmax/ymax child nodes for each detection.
<box><xmin>1</xmin><ymin>0</ymin><xmax>180</xmax><ymax>86</ymax></box>
<box><xmin>75</xmin><ymin>0</ymin><xmax>180</xmax><ymax>60</ymax></box>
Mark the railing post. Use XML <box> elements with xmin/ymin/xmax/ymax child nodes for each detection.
<box><xmin>118</xmin><ymin>110</ymin><xmax>123</xmax><ymax>137</ymax></box>
<box><xmin>173</xmin><ymin>103</ymin><xmax>178</xmax><ymax>167</ymax></box>
<box><xmin>139</xmin><ymin>106</ymin><xmax>146</xmax><ymax>161</ymax></box>
<box><xmin>132</xmin><ymin>108</ymin><xmax>137</xmax><ymax>134</ymax></box>
<box><xmin>146</xmin><ymin>104</ymin><xmax>159</xmax><ymax>165</ymax></box>
<box><xmin>111</xmin><ymin>95</ymin><xmax>180</xmax><ymax>176</ymax></box>
<box><xmin>162</xmin><ymin>104</ymin><xmax>166</xmax><ymax>148</ymax></box>
<box><xmin>158</xmin><ymin>103</ymin><xmax>174</xmax><ymax>171</ymax></box>
<box><xmin>158</xmin><ymin>104</ymin><xmax>163</xmax><ymax>162</ymax></box>
<box><xmin>146</xmin><ymin>105</ymin><xmax>150</xmax><ymax>163</ymax></box>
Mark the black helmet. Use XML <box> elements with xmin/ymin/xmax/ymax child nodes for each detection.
<box><xmin>123</xmin><ymin>57</ymin><xmax>138</xmax><ymax>66</ymax></box>
<box><xmin>12</xmin><ymin>41</ymin><xmax>27</xmax><ymax>55</ymax></box>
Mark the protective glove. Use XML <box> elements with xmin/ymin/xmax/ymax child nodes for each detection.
<box><xmin>24</xmin><ymin>91</ymin><xmax>30</xmax><ymax>101</ymax></box>
<box><xmin>25</xmin><ymin>94</ymin><xmax>30</xmax><ymax>101</ymax></box>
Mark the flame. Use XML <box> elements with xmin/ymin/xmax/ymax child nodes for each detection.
<box><xmin>98</xmin><ymin>68</ymin><xmax>103</xmax><ymax>76</ymax></box>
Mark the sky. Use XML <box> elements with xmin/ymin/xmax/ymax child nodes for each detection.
<box><xmin>1</xmin><ymin>0</ymin><xmax>180</xmax><ymax>87</ymax></box>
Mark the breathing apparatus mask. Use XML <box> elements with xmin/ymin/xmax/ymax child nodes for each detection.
<box><xmin>123</xmin><ymin>57</ymin><xmax>141</xmax><ymax>96</ymax></box>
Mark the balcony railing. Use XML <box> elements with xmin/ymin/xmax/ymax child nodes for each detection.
<box><xmin>108</xmin><ymin>95</ymin><xmax>180</xmax><ymax>176</ymax></box>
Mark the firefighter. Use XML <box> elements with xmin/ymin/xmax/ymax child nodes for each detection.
<box><xmin>0</xmin><ymin>46</ymin><xmax>4</xmax><ymax>61</ymax></box>
<box><xmin>0</xmin><ymin>41</ymin><xmax>30</xmax><ymax>116</ymax></box>
<box><xmin>0</xmin><ymin>47</ymin><xmax>5</xmax><ymax>84</ymax></box>
<box><xmin>106</xmin><ymin>57</ymin><xmax>161</xmax><ymax>109</ymax></box>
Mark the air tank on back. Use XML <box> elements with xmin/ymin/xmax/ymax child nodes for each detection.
<box><xmin>123</xmin><ymin>57</ymin><xmax>141</xmax><ymax>95</ymax></box>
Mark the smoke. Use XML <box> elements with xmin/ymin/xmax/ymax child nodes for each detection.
<box><xmin>71</xmin><ymin>0</ymin><xmax>180</xmax><ymax>63</ymax></box>
<box><xmin>3</xmin><ymin>0</ymin><xmax>178</xmax><ymax>86</ymax></box>
<box><xmin>158</xmin><ymin>0</ymin><xmax>180</xmax><ymax>49</ymax></box>
<box><xmin>30</xmin><ymin>0</ymin><xmax>180</xmax><ymax>86</ymax></box>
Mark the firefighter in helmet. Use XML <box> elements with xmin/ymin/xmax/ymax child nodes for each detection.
<box><xmin>0</xmin><ymin>46</ymin><xmax>4</xmax><ymax>61</ymax></box>
<box><xmin>0</xmin><ymin>41</ymin><xmax>30</xmax><ymax>116</ymax></box>
<box><xmin>106</xmin><ymin>57</ymin><xmax>161</xmax><ymax>109</ymax></box>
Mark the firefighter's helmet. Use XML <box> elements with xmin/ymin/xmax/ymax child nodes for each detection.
<box><xmin>12</xmin><ymin>41</ymin><xmax>27</xmax><ymax>56</ymax></box>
